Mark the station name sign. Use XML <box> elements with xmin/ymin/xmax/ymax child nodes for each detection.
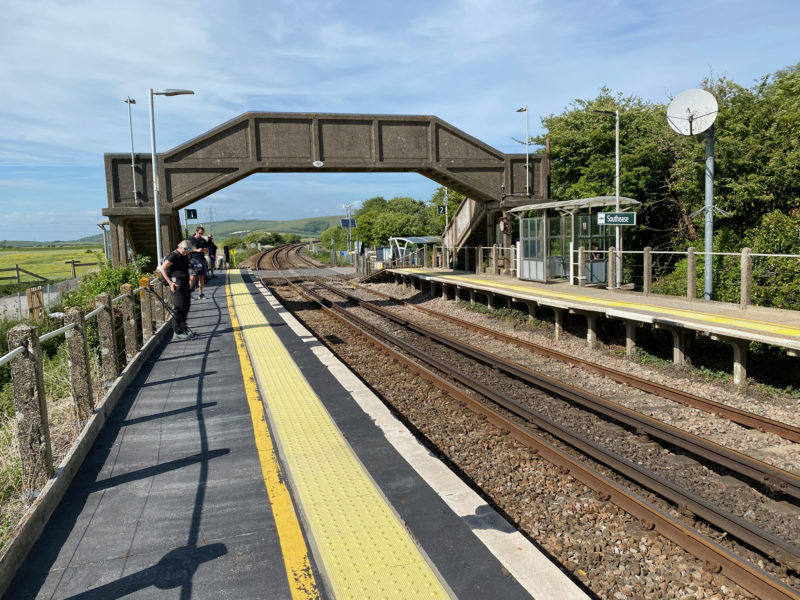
<box><xmin>340</xmin><ymin>218</ymin><xmax>356</xmax><ymax>228</ymax></box>
<box><xmin>597</xmin><ymin>212</ymin><xmax>636</xmax><ymax>226</ymax></box>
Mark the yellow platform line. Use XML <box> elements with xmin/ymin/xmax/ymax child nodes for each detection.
<box><xmin>226</xmin><ymin>277</ymin><xmax>319</xmax><ymax>600</ymax></box>
<box><xmin>228</xmin><ymin>271</ymin><xmax>450</xmax><ymax>600</ymax></box>
<box><xmin>400</xmin><ymin>269</ymin><xmax>800</xmax><ymax>337</ymax></box>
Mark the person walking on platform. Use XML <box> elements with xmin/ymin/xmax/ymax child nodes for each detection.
<box><xmin>207</xmin><ymin>234</ymin><xmax>218</xmax><ymax>279</ymax></box>
<box><xmin>188</xmin><ymin>226</ymin><xmax>209</xmax><ymax>299</ymax></box>
<box><xmin>161</xmin><ymin>240</ymin><xmax>195</xmax><ymax>340</ymax></box>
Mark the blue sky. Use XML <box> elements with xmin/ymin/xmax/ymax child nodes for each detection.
<box><xmin>1</xmin><ymin>0</ymin><xmax>798</xmax><ymax>241</ymax></box>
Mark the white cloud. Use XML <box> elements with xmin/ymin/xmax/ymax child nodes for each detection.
<box><xmin>1</xmin><ymin>0</ymin><xmax>799</xmax><ymax>240</ymax></box>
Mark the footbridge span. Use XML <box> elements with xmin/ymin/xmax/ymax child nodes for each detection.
<box><xmin>103</xmin><ymin>112</ymin><xmax>547</xmax><ymax>265</ymax></box>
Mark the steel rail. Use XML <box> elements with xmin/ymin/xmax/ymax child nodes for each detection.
<box><xmin>303</xmin><ymin>281</ymin><xmax>800</xmax><ymax>570</ymax></box>
<box><xmin>281</xmin><ymin>279</ymin><xmax>800</xmax><ymax>600</ymax></box>
<box><xmin>320</xmin><ymin>280</ymin><xmax>800</xmax><ymax>501</ymax></box>
<box><xmin>353</xmin><ymin>282</ymin><xmax>800</xmax><ymax>444</ymax></box>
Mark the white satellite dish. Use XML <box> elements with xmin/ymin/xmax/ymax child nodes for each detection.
<box><xmin>667</xmin><ymin>89</ymin><xmax>718</xmax><ymax>136</ymax></box>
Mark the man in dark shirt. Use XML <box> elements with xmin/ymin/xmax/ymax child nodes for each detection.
<box><xmin>161</xmin><ymin>240</ymin><xmax>194</xmax><ymax>340</ymax></box>
<box><xmin>207</xmin><ymin>234</ymin><xmax>218</xmax><ymax>278</ymax></box>
<box><xmin>188</xmin><ymin>226</ymin><xmax>209</xmax><ymax>298</ymax></box>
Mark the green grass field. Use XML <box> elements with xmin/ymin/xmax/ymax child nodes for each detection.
<box><xmin>0</xmin><ymin>246</ymin><xmax>104</xmax><ymax>285</ymax></box>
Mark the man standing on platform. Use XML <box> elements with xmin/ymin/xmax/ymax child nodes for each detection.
<box><xmin>189</xmin><ymin>226</ymin><xmax>209</xmax><ymax>299</ymax></box>
<box><xmin>161</xmin><ymin>240</ymin><xmax>195</xmax><ymax>340</ymax></box>
<box><xmin>207</xmin><ymin>234</ymin><xmax>218</xmax><ymax>279</ymax></box>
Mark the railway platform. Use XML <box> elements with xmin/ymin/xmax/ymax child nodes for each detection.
<box><xmin>7</xmin><ymin>271</ymin><xmax>587</xmax><ymax>599</ymax></box>
<box><xmin>387</xmin><ymin>268</ymin><xmax>800</xmax><ymax>385</ymax></box>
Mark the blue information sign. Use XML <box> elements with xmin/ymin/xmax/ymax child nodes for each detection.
<box><xmin>340</xmin><ymin>218</ymin><xmax>356</xmax><ymax>228</ymax></box>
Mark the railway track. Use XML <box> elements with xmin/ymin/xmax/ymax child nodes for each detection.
<box><xmin>257</xmin><ymin>273</ymin><xmax>800</xmax><ymax>599</ymax></box>
<box><xmin>349</xmin><ymin>280</ymin><xmax>800</xmax><ymax>445</ymax></box>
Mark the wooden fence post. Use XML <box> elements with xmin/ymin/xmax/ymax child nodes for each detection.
<box><xmin>94</xmin><ymin>292</ymin><xmax>119</xmax><ymax>383</ymax></box>
<box><xmin>491</xmin><ymin>244</ymin><xmax>498</xmax><ymax>275</ymax></box>
<box><xmin>740</xmin><ymin>247</ymin><xmax>752</xmax><ymax>309</ymax></box>
<box><xmin>578</xmin><ymin>247</ymin><xmax>586</xmax><ymax>287</ymax></box>
<box><xmin>643</xmin><ymin>247</ymin><xmax>652</xmax><ymax>295</ymax></box>
<box><xmin>64</xmin><ymin>307</ymin><xmax>94</xmax><ymax>422</ymax></box>
<box><xmin>26</xmin><ymin>286</ymin><xmax>45</xmax><ymax>321</ymax></box>
<box><xmin>120</xmin><ymin>283</ymin><xmax>140</xmax><ymax>361</ymax></box>
<box><xmin>139</xmin><ymin>277</ymin><xmax>154</xmax><ymax>341</ymax></box>
<box><xmin>8</xmin><ymin>324</ymin><xmax>54</xmax><ymax>494</ymax></box>
<box><xmin>687</xmin><ymin>247</ymin><xmax>697</xmax><ymax>300</ymax></box>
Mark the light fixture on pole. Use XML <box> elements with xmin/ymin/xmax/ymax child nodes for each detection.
<box><xmin>124</xmin><ymin>97</ymin><xmax>139</xmax><ymax>205</ymax></box>
<box><xmin>148</xmin><ymin>88</ymin><xmax>194</xmax><ymax>265</ymax></box>
<box><xmin>666</xmin><ymin>89</ymin><xmax>720</xmax><ymax>301</ymax></box>
<box><xmin>516</xmin><ymin>106</ymin><xmax>529</xmax><ymax>195</ymax></box>
<box><xmin>591</xmin><ymin>109</ymin><xmax>621</xmax><ymax>288</ymax></box>
<box><xmin>343</xmin><ymin>203</ymin><xmax>353</xmax><ymax>255</ymax></box>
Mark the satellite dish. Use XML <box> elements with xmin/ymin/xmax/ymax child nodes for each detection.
<box><xmin>667</xmin><ymin>89</ymin><xmax>718</xmax><ymax>136</ymax></box>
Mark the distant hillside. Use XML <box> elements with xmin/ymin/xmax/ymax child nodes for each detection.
<box><xmin>2</xmin><ymin>216</ymin><xmax>345</xmax><ymax>247</ymax></box>
<box><xmin>199</xmin><ymin>216</ymin><xmax>343</xmax><ymax>239</ymax></box>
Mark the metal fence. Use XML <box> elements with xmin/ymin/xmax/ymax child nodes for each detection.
<box><xmin>567</xmin><ymin>247</ymin><xmax>800</xmax><ymax>311</ymax></box>
<box><xmin>0</xmin><ymin>277</ymin><xmax>172</xmax><ymax>497</ymax></box>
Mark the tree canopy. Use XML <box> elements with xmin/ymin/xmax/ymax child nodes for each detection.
<box><xmin>534</xmin><ymin>63</ymin><xmax>800</xmax><ymax>254</ymax></box>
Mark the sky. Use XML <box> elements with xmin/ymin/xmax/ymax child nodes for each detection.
<box><xmin>1</xmin><ymin>0</ymin><xmax>799</xmax><ymax>241</ymax></box>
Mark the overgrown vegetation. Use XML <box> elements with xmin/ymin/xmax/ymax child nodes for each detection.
<box><xmin>532</xmin><ymin>63</ymin><xmax>800</xmax><ymax>307</ymax></box>
<box><xmin>0</xmin><ymin>259</ymin><xmax>139</xmax><ymax>549</ymax></box>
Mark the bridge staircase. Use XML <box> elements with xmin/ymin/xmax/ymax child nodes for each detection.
<box><xmin>444</xmin><ymin>197</ymin><xmax>488</xmax><ymax>269</ymax></box>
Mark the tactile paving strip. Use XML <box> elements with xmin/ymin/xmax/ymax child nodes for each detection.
<box><xmin>229</xmin><ymin>271</ymin><xmax>450</xmax><ymax>599</ymax></box>
<box><xmin>398</xmin><ymin>269</ymin><xmax>800</xmax><ymax>337</ymax></box>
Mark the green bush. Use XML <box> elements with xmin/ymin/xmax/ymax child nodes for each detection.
<box><xmin>61</xmin><ymin>254</ymin><xmax>148</xmax><ymax>311</ymax></box>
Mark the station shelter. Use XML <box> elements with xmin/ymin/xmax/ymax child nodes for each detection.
<box><xmin>508</xmin><ymin>196</ymin><xmax>641</xmax><ymax>284</ymax></box>
<box><xmin>387</xmin><ymin>236</ymin><xmax>442</xmax><ymax>266</ymax></box>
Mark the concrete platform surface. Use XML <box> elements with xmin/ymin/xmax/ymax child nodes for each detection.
<box><xmin>7</xmin><ymin>272</ymin><xmax>588</xmax><ymax>599</ymax></box>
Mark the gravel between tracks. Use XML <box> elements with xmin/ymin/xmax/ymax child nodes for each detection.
<box><xmin>268</xmin><ymin>279</ymin><xmax>785</xmax><ymax>600</ymax></box>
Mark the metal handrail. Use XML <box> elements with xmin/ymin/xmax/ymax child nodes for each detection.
<box><xmin>0</xmin><ymin>285</ymin><xmax>153</xmax><ymax>365</ymax></box>
<box><xmin>38</xmin><ymin>323</ymin><xmax>77</xmax><ymax>343</ymax></box>
<box><xmin>0</xmin><ymin>345</ymin><xmax>25</xmax><ymax>367</ymax></box>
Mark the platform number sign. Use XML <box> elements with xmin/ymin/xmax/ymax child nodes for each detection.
<box><xmin>437</xmin><ymin>205</ymin><xmax>446</xmax><ymax>215</ymax></box>
<box><xmin>185</xmin><ymin>209</ymin><xmax>198</xmax><ymax>220</ymax></box>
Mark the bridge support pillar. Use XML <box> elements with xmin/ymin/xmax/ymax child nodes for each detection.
<box><xmin>552</xmin><ymin>307</ymin><xmax>564</xmax><ymax>341</ymax></box>
<box><xmin>571</xmin><ymin>310</ymin><xmax>598</xmax><ymax>349</ymax></box>
<box><xmin>711</xmin><ymin>335</ymin><xmax>749</xmax><ymax>386</ymax></box>
<box><xmin>656</xmin><ymin>324</ymin><xmax>687</xmax><ymax>365</ymax></box>
<box><xmin>624</xmin><ymin>320</ymin><xmax>637</xmax><ymax>355</ymax></box>
<box><xmin>523</xmin><ymin>301</ymin><xmax>536</xmax><ymax>322</ymax></box>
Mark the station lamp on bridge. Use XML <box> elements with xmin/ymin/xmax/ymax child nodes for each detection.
<box><xmin>148</xmin><ymin>88</ymin><xmax>194</xmax><ymax>264</ymax></box>
<box><xmin>516</xmin><ymin>106</ymin><xmax>530</xmax><ymax>195</ymax></box>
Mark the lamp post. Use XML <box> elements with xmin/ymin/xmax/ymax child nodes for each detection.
<box><xmin>592</xmin><ymin>109</ymin><xmax>621</xmax><ymax>288</ymax></box>
<box><xmin>343</xmin><ymin>203</ymin><xmax>353</xmax><ymax>255</ymax></box>
<box><xmin>148</xmin><ymin>88</ymin><xmax>194</xmax><ymax>264</ymax></box>
<box><xmin>516</xmin><ymin>106</ymin><xmax>529</xmax><ymax>195</ymax></box>
<box><xmin>124</xmin><ymin>97</ymin><xmax>138</xmax><ymax>204</ymax></box>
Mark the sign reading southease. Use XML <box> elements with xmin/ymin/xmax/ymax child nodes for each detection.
<box><xmin>597</xmin><ymin>212</ymin><xmax>636</xmax><ymax>226</ymax></box>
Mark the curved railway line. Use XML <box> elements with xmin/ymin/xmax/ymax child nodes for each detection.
<box><xmin>240</xmin><ymin>252</ymin><xmax>800</xmax><ymax>599</ymax></box>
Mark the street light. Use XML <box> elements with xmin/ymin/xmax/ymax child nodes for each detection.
<box><xmin>591</xmin><ymin>109</ymin><xmax>621</xmax><ymax>288</ymax></box>
<box><xmin>516</xmin><ymin>106</ymin><xmax>529</xmax><ymax>195</ymax></box>
<box><xmin>124</xmin><ymin>97</ymin><xmax>138</xmax><ymax>205</ymax></box>
<box><xmin>148</xmin><ymin>88</ymin><xmax>194</xmax><ymax>264</ymax></box>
